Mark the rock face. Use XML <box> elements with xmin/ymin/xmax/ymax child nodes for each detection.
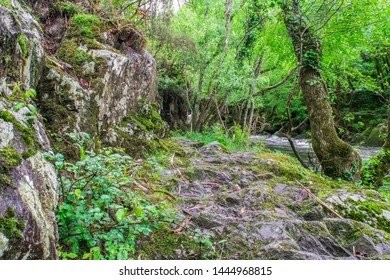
<box><xmin>0</xmin><ymin>1</ymin><xmax>44</xmax><ymax>91</ymax></box>
<box><xmin>163</xmin><ymin>139</ymin><xmax>390</xmax><ymax>260</ymax></box>
<box><xmin>0</xmin><ymin>0</ymin><xmax>163</xmax><ymax>259</ymax></box>
<box><xmin>36</xmin><ymin>8</ymin><xmax>162</xmax><ymax>157</ymax></box>
<box><xmin>0</xmin><ymin>101</ymin><xmax>58</xmax><ymax>259</ymax></box>
<box><xmin>0</xmin><ymin>1</ymin><xmax>58</xmax><ymax>259</ymax></box>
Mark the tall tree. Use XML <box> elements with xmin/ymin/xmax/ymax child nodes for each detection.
<box><xmin>280</xmin><ymin>0</ymin><xmax>361</xmax><ymax>180</ymax></box>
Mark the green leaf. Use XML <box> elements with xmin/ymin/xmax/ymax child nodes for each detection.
<box><xmin>134</xmin><ymin>208</ymin><xmax>144</xmax><ymax>218</ymax></box>
<box><xmin>115</xmin><ymin>208</ymin><xmax>127</xmax><ymax>223</ymax></box>
<box><xmin>12</xmin><ymin>102</ymin><xmax>26</xmax><ymax>111</ymax></box>
<box><xmin>66</xmin><ymin>253</ymin><xmax>77</xmax><ymax>259</ymax></box>
<box><xmin>23</xmin><ymin>89</ymin><xmax>37</xmax><ymax>99</ymax></box>
<box><xmin>27</xmin><ymin>104</ymin><xmax>37</xmax><ymax>114</ymax></box>
<box><xmin>55</xmin><ymin>161</ymin><xmax>64</xmax><ymax>169</ymax></box>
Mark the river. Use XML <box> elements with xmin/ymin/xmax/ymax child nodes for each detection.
<box><xmin>250</xmin><ymin>135</ymin><xmax>381</xmax><ymax>168</ymax></box>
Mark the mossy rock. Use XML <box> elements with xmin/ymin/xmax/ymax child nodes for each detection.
<box><xmin>0</xmin><ymin>147</ymin><xmax>22</xmax><ymax>174</ymax></box>
<box><xmin>135</xmin><ymin>228</ymin><xmax>206</xmax><ymax>260</ymax></box>
<box><xmin>0</xmin><ymin>207</ymin><xmax>25</xmax><ymax>240</ymax></box>
<box><xmin>0</xmin><ymin>110</ymin><xmax>37</xmax><ymax>149</ymax></box>
<box><xmin>0</xmin><ymin>0</ymin><xmax>13</xmax><ymax>9</ymax></box>
<box><xmin>113</xmin><ymin>103</ymin><xmax>169</xmax><ymax>157</ymax></box>
<box><xmin>367</xmin><ymin>125</ymin><xmax>387</xmax><ymax>146</ymax></box>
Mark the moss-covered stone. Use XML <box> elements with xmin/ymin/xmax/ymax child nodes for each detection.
<box><xmin>136</xmin><ymin>227</ymin><xmax>206</xmax><ymax>259</ymax></box>
<box><xmin>368</xmin><ymin>125</ymin><xmax>386</xmax><ymax>146</ymax></box>
<box><xmin>113</xmin><ymin>103</ymin><xmax>169</xmax><ymax>157</ymax></box>
<box><xmin>21</xmin><ymin>148</ymin><xmax>37</xmax><ymax>159</ymax></box>
<box><xmin>0</xmin><ymin>147</ymin><xmax>23</xmax><ymax>173</ymax></box>
<box><xmin>335</xmin><ymin>198</ymin><xmax>390</xmax><ymax>233</ymax></box>
<box><xmin>0</xmin><ymin>207</ymin><xmax>25</xmax><ymax>240</ymax></box>
<box><xmin>69</xmin><ymin>13</ymin><xmax>102</xmax><ymax>39</ymax></box>
<box><xmin>0</xmin><ymin>110</ymin><xmax>37</xmax><ymax>149</ymax></box>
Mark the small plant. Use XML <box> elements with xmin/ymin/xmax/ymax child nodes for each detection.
<box><xmin>193</xmin><ymin>228</ymin><xmax>214</xmax><ymax>258</ymax></box>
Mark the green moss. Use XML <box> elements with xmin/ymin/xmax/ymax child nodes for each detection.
<box><xmin>136</xmin><ymin>227</ymin><xmax>206</xmax><ymax>259</ymax></box>
<box><xmin>0</xmin><ymin>147</ymin><xmax>22</xmax><ymax>173</ymax></box>
<box><xmin>114</xmin><ymin>103</ymin><xmax>169</xmax><ymax>157</ymax></box>
<box><xmin>256</xmin><ymin>152</ymin><xmax>311</xmax><ymax>181</ymax></box>
<box><xmin>22</xmin><ymin>149</ymin><xmax>37</xmax><ymax>159</ymax></box>
<box><xmin>57</xmin><ymin>1</ymin><xmax>78</xmax><ymax>16</ymax></box>
<box><xmin>0</xmin><ymin>110</ymin><xmax>36</xmax><ymax>149</ymax></box>
<box><xmin>18</xmin><ymin>34</ymin><xmax>29</xmax><ymax>59</ymax></box>
<box><xmin>0</xmin><ymin>0</ymin><xmax>12</xmax><ymax>9</ymax></box>
<box><xmin>57</xmin><ymin>39</ymin><xmax>90</xmax><ymax>67</ymax></box>
<box><xmin>0</xmin><ymin>207</ymin><xmax>25</xmax><ymax>240</ymax></box>
<box><xmin>337</xmin><ymin>199</ymin><xmax>390</xmax><ymax>233</ymax></box>
<box><xmin>0</xmin><ymin>175</ymin><xmax>12</xmax><ymax>187</ymax></box>
<box><xmin>70</xmin><ymin>13</ymin><xmax>102</xmax><ymax>39</ymax></box>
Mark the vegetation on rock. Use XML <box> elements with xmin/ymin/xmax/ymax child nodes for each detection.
<box><xmin>1</xmin><ymin>0</ymin><xmax>390</xmax><ymax>261</ymax></box>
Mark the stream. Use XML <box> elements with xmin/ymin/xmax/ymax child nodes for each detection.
<box><xmin>250</xmin><ymin>135</ymin><xmax>381</xmax><ymax>168</ymax></box>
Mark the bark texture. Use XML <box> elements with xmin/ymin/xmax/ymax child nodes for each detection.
<box><xmin>281</xmin><ymin>0</ymin><xmax>361</xmax><ymax>180</ymax></box>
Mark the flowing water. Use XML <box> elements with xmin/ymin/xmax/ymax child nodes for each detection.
<box><xmin>250</xmin><ymin>135</ymin><xmax>381</xmax><ymax>168</ymax></box>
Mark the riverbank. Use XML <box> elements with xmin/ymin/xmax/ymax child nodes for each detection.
<box><xmin>250</xmin><ymin>134</ymin><xmax>382</xmax><ymax>165</ymax></box>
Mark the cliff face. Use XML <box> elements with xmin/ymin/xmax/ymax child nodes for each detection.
<box><xmin>34</xmin><ymin>1</ymin><xmax>163</xmax><ymax>157</ymax></box>
<box><xmin>0</xmin><ymin>1</ymin><xmax>58</xmax><ymax>259</ymax></box>
<box><xmin>0</xmin><ymin>0</ymin><xmax>162</xmax><ymax>259</ymax></box>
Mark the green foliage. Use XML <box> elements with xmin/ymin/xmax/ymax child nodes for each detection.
<box><xmin>50</xmin><ymin>144</ymin><xmax>186</xmax><ymax>260</ymax></box>
<box><xmin>176</xmin><ymin>123</ymin><xmax>262</xmax><ymax>152</ymax></box>
<box><xmin>360</xmin><ymin>149</ymin><xmax>390</xmax><ymax>189</ymax></box>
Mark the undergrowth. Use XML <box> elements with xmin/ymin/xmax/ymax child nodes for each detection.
<box><xmin>46</xmin><ymin>134</ymin><xmax>214</xmax><ymax>260</ymax></box>
<box><xmin>175</xmin><ymin>124</ymin><xmax>264</xmax><ymax>152</ymax></box>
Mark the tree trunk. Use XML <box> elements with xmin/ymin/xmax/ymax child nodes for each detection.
<box><xmin>281</xmin><ymin>0</ymin><xmax>361</xmax><ymax>180</ymax></box>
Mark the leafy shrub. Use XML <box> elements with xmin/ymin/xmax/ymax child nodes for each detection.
<box><xmin>48</xmin><ymin>147</ymin><xmax>183</xmax><ymax>260</ymax></box>
<box><xmin>360</xmin><ymin>149</ymin><xmax>390</xmax><ymax>190</ymax></box>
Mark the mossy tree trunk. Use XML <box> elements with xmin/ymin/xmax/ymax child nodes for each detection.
<box><xmin>281</xmin><ymin>0</ymin><xmax>361</xmax><ymax>180</ymax></box>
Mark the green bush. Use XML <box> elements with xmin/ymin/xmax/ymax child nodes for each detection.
<box><xmin>49</xmin><ymin>147</ymin><xmax>183</xmax><ymax>260</ymax></box>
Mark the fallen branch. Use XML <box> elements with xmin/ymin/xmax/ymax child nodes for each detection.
<box><xmin>295</xmin><ymin>180</ymin><xmax>343</xmax><ymax>219</ymax></box>
<box><xmin>170</xmin><ymin>216</ymin><xmax>192</xmax><ymax>233</ymax></box>
<box><xmin>133</xmin><ymin>180</ymin><xmax>150</xmax><ymax>193</ymax></box>
<box><xmin>202</xmin><ymin>181</ymin><xmax>222</xmax><ymax>186</ymax></box>
<box><xmin>188</xmin><ymin>205</ymin><xmax>208</xmax><ymax>211</ymax></box>
<box><xmin>151</xmin><ymin>189</ymin><xmax>178</xmax><ymax>201</ymax></box>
